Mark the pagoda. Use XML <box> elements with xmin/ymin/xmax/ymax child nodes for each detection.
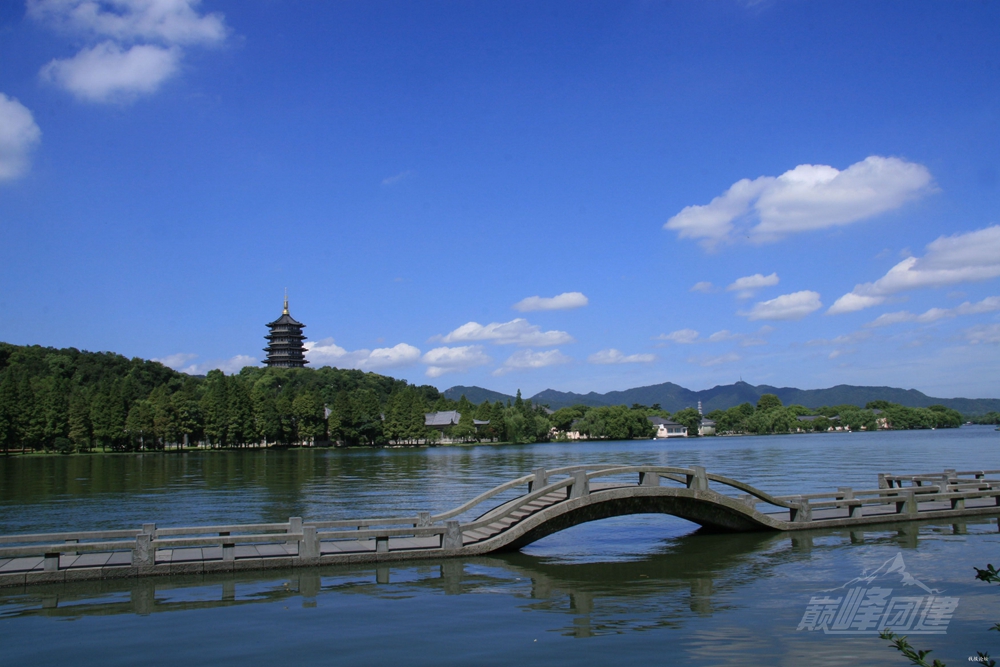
<box><xmin>263</xmin><ymin>292</ymin><xmax>309</xmax><ymax>368</ymax></box>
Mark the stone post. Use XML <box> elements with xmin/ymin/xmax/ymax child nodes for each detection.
<box><xmin>529</xmin><ymin>467</ymin><xmax>548</xmax><ymax>493</ymax></box>
<box><xmin>133</xmin><ymin>533</ymin><xmax>154</xmax><ymax>568</ymax></box>
<box><xmin>640</xmin><ymin>471</ymin><xmax>660</xmax><ymax>487</ymax></box>
<box><xmin>43</xmin><ymin>552</ymin><xmax>60</xmax><ymax>572</ymax></box>
<box><xmin>375</xmin><ymin>535</ymin><xmax>389</xmax><ymax>553</ymax></box>
<box><xmin>416</xmin><ymin>512</ymin><xmax>432</xmax><ymax>527</ymax></box>
<box><xmin>220</xmin><ymin>531</ymin><xmax>234</xmax><ymax>561</ymax></box>
<box><xmin>287</xmin><ymin>517</ymin><xmax>302</xmax><ymax>547</ymax></box>
<box><xmin>686</xmin><ymin>466</ymin><xmax>708</xmax><ymax>491</ymax></box>
<box><xmin>442</xmin><ymin>521</ymin><xmax>462</xmax><ymax>550</ymax></box>
<box><xmin>300</xmin><ymin>525</ymin><xmax>320</xmax><ymax>560</ymax></box>
<box><xmin>569</xmin><ymin>470</ymin><xmax>589</xmax><ymax>499</ymax></box>
<box><xmin>895</xmin><ymin>490</ymin><xmax>918</xmax><ymax>516</ymax></box>
<box><xmin>790</xmin><ymin>501</ymin><xmax>811</xmax><ymax>523</ymax></box>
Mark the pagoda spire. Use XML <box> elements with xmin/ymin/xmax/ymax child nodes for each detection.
<box><xmin>264</xmin><ymin>293</ymin><xmax>308</xmax><ymax>368</ymax></box>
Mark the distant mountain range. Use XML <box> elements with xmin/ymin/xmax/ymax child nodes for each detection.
<box><xmin>443</xmin><ymin>381</ymin><xmax>1000</xmax><ymax>415</ymax></box>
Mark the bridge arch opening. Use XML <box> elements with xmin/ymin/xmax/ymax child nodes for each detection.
<box><xmin>520</xmin><ymin>514</ymin><xmax>701</xmax><ymax>562</ymax></box>
<box><xmin>493</xmin><ymin>492</ymin><xmax>772</xmax><ymax>553</ymax></box>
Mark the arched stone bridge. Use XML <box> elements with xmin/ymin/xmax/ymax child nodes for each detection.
<box><xmin>2</xmin><ymin>464</ymin><xmax>1000</xmax><ymax>586</ymax></box>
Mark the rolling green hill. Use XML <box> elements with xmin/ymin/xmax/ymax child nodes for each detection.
<box><xmin>443</xmin><ymin>381</ymin><xmax>1000</xmax><ymax>415</ymax></box>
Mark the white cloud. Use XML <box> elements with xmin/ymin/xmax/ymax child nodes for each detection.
<box><xmin>41</xmin><ymin>41</ymin><xmax>181</xmax><ymax>102</ymax></box>
<box><xmin>422</xmin><ymin>345</ymin><xmax>491</xmax><ymax>378</ymax></box>
<box><xmin>829</xmin><ymin>226</ymin><xmax>1000</xmax><ymax>314</ymax></box>
<box><xmin>157</xmin><ymin>353</ymin><xmax>258</xmax><ymax>375</ymax></box>
<box><xmin>664</xmin><ymin>156</ymin><xmax>933</xmax><ymax>249</ymax></box>
<box><xmin>707</xmin><ymin>330</ymin><xmax>739</xmax><ymax>342</ymax></box>
<box><xmin>742</xmin><ymin>290</ymin><xmax>822</xmax><ymax>321</ymax></box>
<box><xmin>512</xmin><ymin>292</ymin><xmax>588</xmax><ymax>312</ymax></box>
<box><xmin>666</xmin><ymin>175</ymin><xmax>770</xmax><ymax>248</ymax></box>
<box><xmin>365</xmin><ymin>343</ymin><xmax>422</xmax><ymax>369</ymax></box>
<box><xmin>806</xmin><ymin>330</ymin><xmax>872</xmax><ymax>346</ymax></box>
<box><xmin>305</xmin><ymin>337</ymin><xmax>421</xmax><ymax>371</ymax></box>
<box><xmin>27</xmin><ymin>0</ymin><xmax>227</xmax><ymax>45</ymax></box>
<box><xmin>381</xmin><ymin>169</ymin><xmax>413</xmax><ymax>186</ymax></box>
<box><xmin>965</xmin><ymin>324</ymin><xmax>1000</xmax><ymax>345</ymax></box>
<box><xmin>153</xmin><ymin>352</ymin><xmax>197</xmax><ymax>368</ymax></box>
<box><xmin>865</xmin><ymin>296</ymin><xmax>1000</xmax><ymax>327</ymax></box>
<box><xmin>688</xmin><ymin>352</ymin><xmax>741</xmax><ymax>367</ymax></box>
<box><xmin>690</xmin><ymin>281</ymin><xmax>715</xmax><ymax>293</ymax></box>
<box><xmin>0</xmin><ymin>94</ymin><xmax>42</xmax><ymax>181</ymax></box>
<box><xmin>438</xmin><ymin>318</ymin><xmax>573</xmax><ymax>347</ymax></box>
<box><xmin>587</xmin><ymin>349</ymin><xmax>656</xmax><ymax>364</ymax></box>
<box><xmin>653</xmin><ymin>328</ymin><xmax>700</xmax><ymax>344</ymax></box>
<box><xmin>30</xmin><ymin>0</ymin><xmax>227</xmax><ymax>102</ymax></box>
<box><xmin>727</xmin><ymin>272</ymin><xmax>779</xmax><ymax>299</ymax></box>
<box><xmin>494</xmin><ymin>349</ymin><xmax>572</xmax><ymax>375</ymax></box>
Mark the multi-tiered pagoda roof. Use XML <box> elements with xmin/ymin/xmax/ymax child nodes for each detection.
<box><xmin>263</xmin><ymin>295</ymin><xmax>308</xmax><ymax>368</ymax></box>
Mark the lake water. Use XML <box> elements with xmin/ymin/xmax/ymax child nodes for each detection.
<box><xmin>1</xmin><ymin>427</ymin><xmax>999</xmax><ymax>666</ymax></box>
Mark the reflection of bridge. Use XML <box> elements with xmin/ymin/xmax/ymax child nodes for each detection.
<box><xmin>2</xmin><ymin>464</ymin><xmax>999</xmax><ymax>587</ymax></box>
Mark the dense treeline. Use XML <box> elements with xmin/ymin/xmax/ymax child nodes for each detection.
<box><xmin>0</xmin><ymin>343</ymin><xmax>568</xmax><ymax>453</ymax></box>
<box><xmin>0</xmin><ymin>343</ymin><xmax>973</xmax><ymax>454</ymax></box>
<box><xmin>0</xmin><ymin>343</ymin><xmax>445</xmax><ymax>452</ymax></box>
<box><xmin>971</xmin><ymin>412</ymin><xmax>1000</xmax><ymax>425</ymax></box>
<box><xmin>705</xmin><ymin>395</ymin><xmax>964</xmax><ymax>435</ymax></box>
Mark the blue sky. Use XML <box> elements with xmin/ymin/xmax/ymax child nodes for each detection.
<box><xmin>1</xmin><ymin>1</ymin><xmax>999</xmax><ymax>398</ymax></box>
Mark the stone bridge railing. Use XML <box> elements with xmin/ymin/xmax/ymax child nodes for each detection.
<box><xmin>2</xmin><ymin>465</ymin><xmax>1000</xmax><ymax>587</ymax></box>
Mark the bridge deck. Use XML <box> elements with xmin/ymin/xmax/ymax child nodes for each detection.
<box><xmin>2</xmin><ymin>465</ymin><xmax>998</xmax><ymax>588</ymax></box>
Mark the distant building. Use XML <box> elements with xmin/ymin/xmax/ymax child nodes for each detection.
<box><xmin>425</xmin><ymin>411</ymin><xmax>461</xmax><ymax>430</ymax></box>
<box><xmin>698</xmin><ymin>419</ymin><xmax>716</xmax><ymax>436</ymax></box>
<box><xmin>648</xmin><ymin>416</ymin><xmax>688</xmax><ymax>438</ymax></box>
<box><xmin>263</xmin><ymin>293</ymin><xmax>308</xmax><ymax>368</ymax></box>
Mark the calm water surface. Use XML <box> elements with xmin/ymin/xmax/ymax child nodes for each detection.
<box><xmin>1</xmin><ymin>427</ymin><xmax>999</xmax><ymax>666</ymax></box>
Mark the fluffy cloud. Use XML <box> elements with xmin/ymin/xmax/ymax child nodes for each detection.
<box><xmin>153</xmin><ymin>352</ymin><xmax>197</xmax><ymax>368</ymax></box>
<box><xmin>587</xmin><ymin>349</ymin><xmax>656</xmax><ymax>364</ymax></box>
<box><xmin>30</xmin><ymin>0</ymin><xmax>227</xmax><ymax>102</ymax></box>
<box><xmin>41</xmin><ymin>41</ymin><xmax>181</xmax><ymax>102</ymax></box>
<box><xmin>156</xmin><ymin>353</ymin><xmax>257</xmax><ymax>375</ymax></box>
<box><xmin>0</xmin><ymin>94</ymin><xmax>42</xmax><ymax>181</ymax></box>
<box><xmin>688</xmin><ymin>352</ymin><xmax>741</xmax><ymax>367</ymax></box>
<box><xmin>865</xmin><ymin>296</ymin><xmax>1000</xmax><ymax>327</ymax></box>
<box><xmin>653</xmin><ymin>329</ymin><xmax>700</xmax><ymax>344</ymax></box>
<box><xmin>438</xmin><ymin>318</ymin><xmax>573</xmax><ymax>347</ymax></box>
<box><xmin>494</xmin><ymin>349</ymin><xmax>572</xmax><ymax>375</ymax></box>
<box><xmin>27</xmin><ymin>0</ymin><xmax>227</xmax><ymax>44</ymax></box>
<box><xmin>664</xmin><ymin>156</ymin><xmax>932</xmax><ymax>249</ymax></box>
<box><xmin>690</xmin><ymin>281</ymin><xmax>715</xmax><ymax>293</ymax></box>
<box><xmin>512</xmin><ymin>292</ymin><xmax>589</xmax><ymax>312</ymax></box>
<box><xmin>966</xmin><ymin>324</ymin><xmax>1000</xmax><ymax>345</ymax></box>
<box><xmin>742</xmin><ymin>290</ymin><xmax>822</xmax><ymax>321</ymax></box>
<box><xmin>829</xmin><ymin>226</ymin><xmax>1000</xmax><ymax>314</ymax></box>
<box><xmin>727</xmin><ymin>272</ymin><xmax>779</xmax><ymax>299</ymax></box>
<box><xmin>422</xmin><ymin>345</ymin><xmax>491</xmax><ymax>378</ymax></box>
<box><xmin>305</xmin><ymin>338</ymin><xmax>421</xmax><ymax>371</ymax></box>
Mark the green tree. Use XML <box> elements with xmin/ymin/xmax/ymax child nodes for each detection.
<box><xmin>125</xmin><ymin>399</ymin><xmax>155</xmax><ymax>451</ymax></box>
<box><xmin>672</xmin><ymin>407</ymin><xmax>702</xmax><ymax>436</ymax></box>
<box><xmin>757</xmin><ymin>393</ymin><xmax>783</xmax><ymax>411</ymax></box>
<box><xmin>292</xmin><ymin>391</ymin><xmax>324</xmax><ymax>445</ymax></box>
<box><xmin>353</xmin><ymin>389</ymin><xmax>384</xmax><ymax>446</ymax></box>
